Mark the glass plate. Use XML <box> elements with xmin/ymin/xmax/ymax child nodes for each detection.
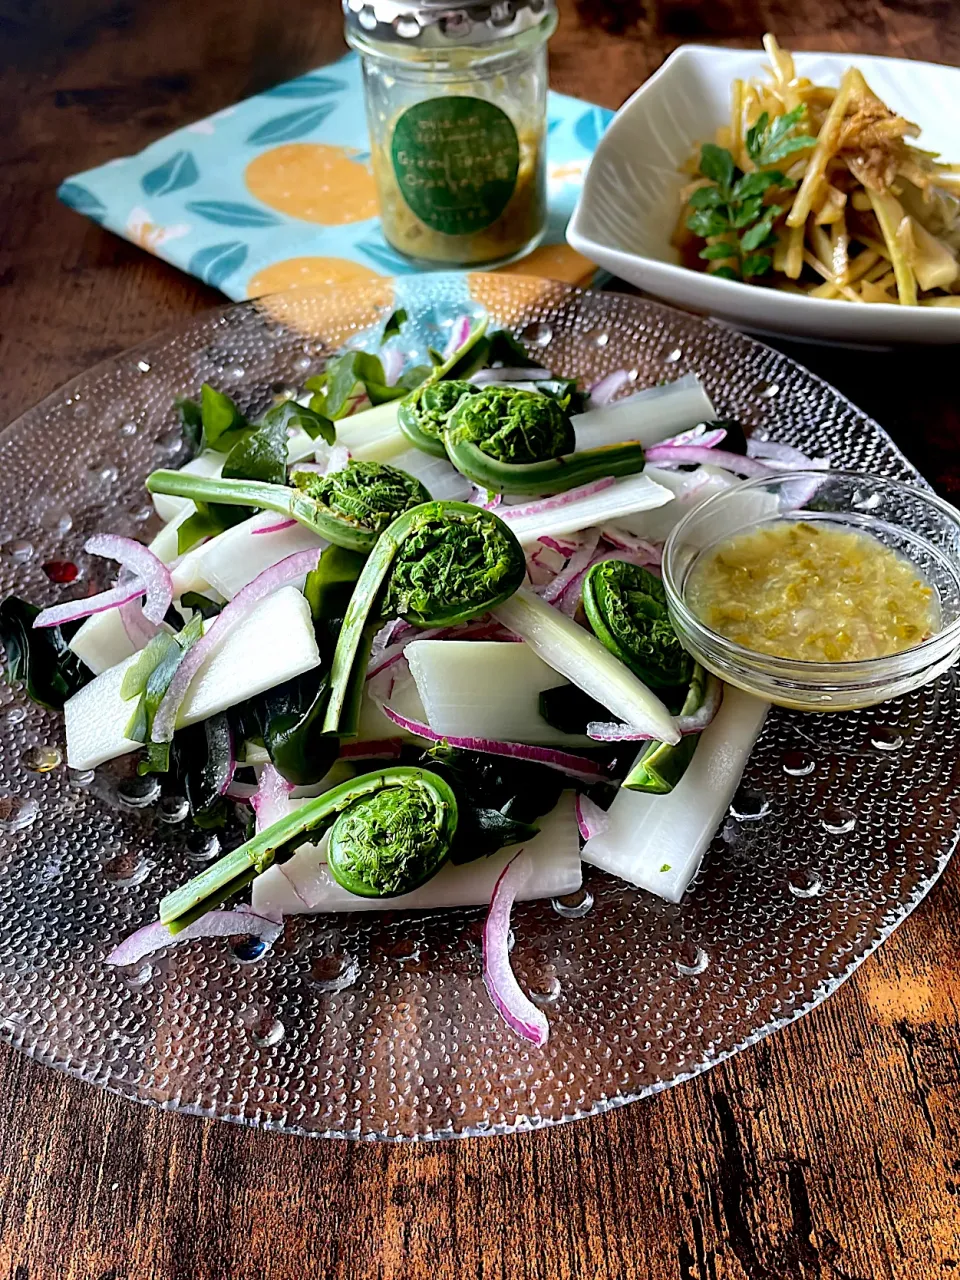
<box><xmin>0</xmin><ymin>274</ymin><xmax>955</xmax><ymax>1141</ymax></box>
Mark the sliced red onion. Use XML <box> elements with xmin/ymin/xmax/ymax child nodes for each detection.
<box><xmin>541</xmin><ymin>530</ymin><xmax>600</xmax><ymax>604</ymax></box>
<box><xmin>575</xmin><ymin>794</ymin><xmax>610</xmax><ymax>841</ymax></box>
<box><xmin>600</xmin><ymin>526</ymin><xmax>663</xmax><ymax>564</ymax></box>
<box><xmin>152</xmin><ymin>547</ymin><xmax>322</xmax><ymax>743</ymax></box>
<box><xmin>587</xmin><ymin>674</ymin><xmax>723</xmax><ymax>741</ymax></box>
<box><xmin>747</xmin><ymin>437</ymin><xmax>829</xmax><ymax>470</ymax></box>
<box><xmin>644</xmin><ymin>445</ymin><xmax>775</xmax><ymax>477</ymax></box>
<box><xmin>483</xmin><ymin>854</ymin><xmax>549</xmax><ymax>1047</ymax></box>
<box><xmin>85</xmin><ymin>534</ymin><xmax>173</xmax><ymax>625</ymax></box>
<box><xmin>339</xmin><ymin>738</ymin><xmax>404</xmax><ymax>760</ymax></box>
<box><xmin>252</xmin><ymin>762</ymin><xmax>295</xmax><ymax>832</ymax></box>
<box><xmin>658</xmin><ymin>426</ymin><xmax>727</xmax><ymax>450</ymax></box>
<box><xmin>289</xmin><ymin>460</ymin><xmax>325</xmax><ymax>475</ymax></box>
<box><xmin>379</xmin><ymin>703</ymin><xmax>609</xmax><ymax>784</ymax></box>
<box><xmin>589</xmin><ymin>368</ymin><xmax>631</xmax><ymax>406</ymax></box>
<box><xmin>106</xmin><ymin>908</ymin><xmax>283</xmax><ymax>967</ymax></box>
<box><xmin>538</xmin><ymin>534</ymin><xmax>581</xmax><ymax>556</ymax></box>
<box><xmin>497</xmin><ymin>477</ymin><xmax>616</xmax><ymax>522</ymax></box>
<box><xmin>442</xmin><ymin>314</ymin><xmax>473</xmax><ymax>361</ymax></box>
<box><xmin>251</xmin><ymin>517</ymin><xmax>298</xmax><ymax>536</ymax></box>
<box><xmin>380</xmin><ymin>346</ymin><xmax>404</xmax><ymax>387</ymax></box>
<box><xmin>472</xmin><ymin>366</ymin><xmax>554</xmax><ymax>385</ymax></box>
<box><xmin>118</xmin><ymin>600</ymin><xmax>160</xmax><ymax>649</ymax></box>
<box><xmin>33</xmin><ymin>578</ymin><xmax>148</xmax><ymax>629</ymax></box>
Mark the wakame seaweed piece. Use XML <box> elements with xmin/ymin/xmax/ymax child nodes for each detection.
<box><xmin>711</xmin><ymin>419</ymin><xmax>748</xmax><ymax>455</ymax></box>
<box><xmin>306</xmin><ymin>351</ymin><xmax>409</xmax><ymax>419</ymax></box>
<box><xmin>322</xmin><ymin>501</ymin><xmax>526</xmax><ymax>738</ymax></box>
<box><xmin>179</xmin><ymin>591</ymin><xmax>222</xmax><ymax>620</ymax></box>
<box><xmin>582</xmin><ymin>559</ymin><xmax>694</xmax><ymax>689</ymax></box>
<box><xmin>444</xmin><ymin>386</ymin><xmax>647</xmax><ymax>496</ymax></box>
<box><xmin>397</xmin><ymin>380</ymin><xmax>479</xmax><ymax>458</ymax></box>
<box><xmin>622</xmin><ymin>665</ymin><xmax>707</xmax><ymax>794</ymax></box>
<box><xmin>199</xmin><ymin>383</ymin><xmax>249</xmax><ymax>453</ymax></box>
<box><xmin>421</xmin><ymin>743</ymin><xmax>565</xmax><ymax>863</ymax></box>
<box><xmin>532</xmin><ymin>378</ymin><xmax>589</xmax><ymax>415</ymax></box>
<box><xmin>260</xmin><ymin>669</ymin><xmax>339</xmax><ymax>787</ymax></box>
<box><xmin>148</xmin><ymin>459</ymin><xmax>432</xmax><ymax>554</ymax></box>
<box><xmin>0</xmin><ymin>596</ymin><xmax>90</xmax><ymax>711</ymax></box>
<box><xmin>176</xmin><ymin>396</ymin><xmax>203</xmax><ymax>455</ymax></box>
<box><xmin>159</xmin><ymin>766</ymin><xmax>459</xmax><ymax>926</ymax></box>
<box><xmin>537</xmin><ymin>684</ymin><xmax>610</xmax><ymax>736</ymax></box>
<box><xmin>175</xmin><ymin>713</ymin><xmax>234</xmax><ymax>827</ymax></box>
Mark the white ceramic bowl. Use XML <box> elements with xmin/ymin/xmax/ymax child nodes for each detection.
<box><xmin>567</xmin><ymin>45</ymin><xmax>960</xmax><ymax>345</ymax></box>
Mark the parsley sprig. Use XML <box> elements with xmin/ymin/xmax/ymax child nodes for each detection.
<box><xmin>685</xmin><ymin>106</ymin><xmax>816</xmax><ymax>282</ymax></box>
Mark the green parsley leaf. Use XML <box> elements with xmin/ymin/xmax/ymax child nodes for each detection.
<box><xmin>699</xmin><ymin>243</ymin><xmax>737</xmax><ymax>261</ymax></box>
<box><xmin>698</xmin><ymin>143</ymin><xmax>735</xmax><ymax>194</ymax></box>
<box><xmin>741</xmin><ymin>252</ymin><xmax>773</xmax><ymax>278</ymax></box>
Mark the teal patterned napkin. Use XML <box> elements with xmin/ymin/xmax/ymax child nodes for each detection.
<box><xmin>59</xmin><ymin>53</ymin><xmax>611</xmax><ymax>301</ymax></box>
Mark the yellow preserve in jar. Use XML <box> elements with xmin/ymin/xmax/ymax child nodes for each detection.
<box><xmin>686</xmin><ymin>520</ymin><xmax>940</xmax><ymax>662</ymax></box>
<box><xmin>344</xmin><ymin>0</ymin><xmax>556</xmax><ymax>267</ymax></box>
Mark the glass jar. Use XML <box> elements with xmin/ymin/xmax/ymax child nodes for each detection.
<box><xmin>344</xmin><ymin>0</ymin><xmax>558</xmax><ymax>268</ymax></box>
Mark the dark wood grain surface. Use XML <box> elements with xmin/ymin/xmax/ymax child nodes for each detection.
<box><xmin>1</xmin><ymin>2</ymin><xmax>959</xmax><ymax>1276</ymax></box>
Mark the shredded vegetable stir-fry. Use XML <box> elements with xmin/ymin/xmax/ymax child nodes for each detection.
<box><xmin>675</xmin><ymin>34</ymin><xmax>960</xmax><ymax>305</ymax></box>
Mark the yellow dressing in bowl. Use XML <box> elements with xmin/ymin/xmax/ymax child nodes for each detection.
<box><xmin>686</xmin><ymin>520</ymin><xmax>940</xmax><ymax>662</ymax></box>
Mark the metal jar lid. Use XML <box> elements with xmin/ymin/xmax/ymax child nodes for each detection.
<box><xmin>343</xmin><ymin>0</ymin><xmax>556</xmax><ymax>48</ymax></box>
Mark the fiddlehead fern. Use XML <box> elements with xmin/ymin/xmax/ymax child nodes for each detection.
<box><xmin>397</xmin><ymin>380</ymin><xmax>478</xmax><ymax>458</ymax></box>
<box><xmin>323</xmin><ymin>501</ymin><xmax>527</xmax><ymax>736</ymax></box>
<box><xmin>582</xmin><ymin>559</ymin><xmax>694</xmax><ymax>689</ymax></box>
<box><xmin>159</xmin><ymin>766</ymin><xmax>459</xmax><ymax>925</ymax></box>
<box><xmin>146</xmin><ymin>460</ymin><xmax>431</xmax><ymax>553</ymax></box>
<box><xmin>442</xmin><ymin>387</ymin><xmax>648</xmax><ymax>496</ymax></box>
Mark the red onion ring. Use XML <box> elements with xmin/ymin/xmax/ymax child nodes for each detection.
<box><xmin>540</xmin><ymin>530</ymin><xmax>600</xmax><ymax>604</ymax></box>
<box><xmin>85</xmin><ymin>534</ymin><xmax>173</xmax><ymax>624</ymax></box>
<box><xmin>251</xmin><ymin>763</ymin><xmax>294</xmax><ymax>832</ymax></box>
<box><xmin>575</xmin><ymin>794</ymin><xmax>609</xmax><ymax>841</ymax></box>
<box><xmin>644</xmin><ymin>446</ymin><xmax>775</xmax><ymax>477</ymax></box>
<box><xmin>442</xmin><ymin>314</ymin><xmax>473</xmax><ymax>361</ymax></box>
<box><xmin>106</xmin><ymin>909</ymin><xmax>282</xmax><ymax>967</ymax></box>
<box><xmin>152</xmin><ymin>547</ymin><xmax>322</xmax><ymax>743</ymax></box>
<box><xmin>482</xmin><ymin>853</ymin><xmax>549</xmax><ymax>1047</ymax></box>
<box><xmin>33</xmin><ymin>579</ymin><xmax>148</xmax><ymax>629</ymax></box>
<box><xmin>251</xmin><ymin>518</ymin><xmax>298</xmax><ymax>535</ymax></box>
<box><xmin>497</xmin><ymin>477</ymin><xmax>616</xmax><ymax>522</ymax></box>
<box><xmin>586</xmin><ymin>675</ymin><xmax>723</xmax><ymax>741</ymax></box>
<box><xmin>378</xmin><ymin>703</ymin><xmax>609</xmax><ymax>784</ymax></box>
<box><xmin>588</xmin><ymin>368</ymin><xmax>631</xmax><ymax>406</ymax></box>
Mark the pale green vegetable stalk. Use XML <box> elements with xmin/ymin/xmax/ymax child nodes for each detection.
<box><xmin>492</xmin><ymin>588</ymin><xmax>679</xmax><ymax>744</ymax></box>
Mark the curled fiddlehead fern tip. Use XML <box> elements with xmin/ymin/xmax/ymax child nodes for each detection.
<box><xmin>294</xmin><ymin>460</ymin><xmax>430</xmax><ymax>536</ymax></box>
<box><xmin>447</xmin><ymin>386</ymin><xmax>575</xmax><ymax>464</ymax></box>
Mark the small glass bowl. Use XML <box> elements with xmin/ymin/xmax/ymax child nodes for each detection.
<box><xmin>662</xmin><ymin>471</ymin><xmax>960</xmax><ymax>711</ymax></box>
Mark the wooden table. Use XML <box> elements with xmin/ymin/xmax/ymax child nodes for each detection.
<box><xmin>1</xmin><ymin>2</ymin><xmax>959</xmax><ymax>1276</ymax></box>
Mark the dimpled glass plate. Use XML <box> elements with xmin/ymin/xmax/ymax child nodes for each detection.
<box><xmin>0</xmin><ymin>274</ymin><xmax>957</xmax><ymax>1141</ymax></box>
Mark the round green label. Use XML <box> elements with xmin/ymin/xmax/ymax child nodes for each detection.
<box><xmin>391</xmin><ymin>96</ymin><xmax>520</xmax><ymax>237</ymax></box>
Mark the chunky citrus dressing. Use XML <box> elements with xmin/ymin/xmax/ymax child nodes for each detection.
<box><xmin>686</xmin><ymin>520</ymin><xmax>939</xmax><ymax>662</ymax></box>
